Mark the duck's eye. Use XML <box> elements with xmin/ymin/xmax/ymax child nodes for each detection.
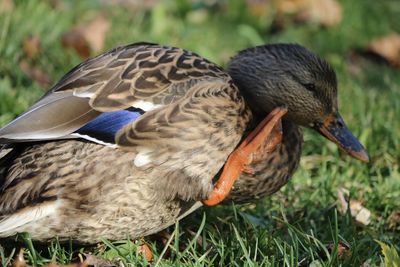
<box><xmin>304</xmin><ymin>83</ymin><xmax>317</xmax><ymax>92</ymax></box>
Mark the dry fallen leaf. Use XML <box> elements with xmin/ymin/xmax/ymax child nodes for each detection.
<box><xmin>61</xmin><ymin>30</ymin><xmax>91</xmax><ymax>58</ymax></box>
<box><xmin>297</xmin><ymin>0</ymin><xmax>342</xmax><ymax>27</ymax></box>
<box><xmin>368</xmin><ymin>33</ymin><xmax>400</xmax><ymax>68</ymax></box>
<box><xmin>388</xmin><ymin>210</ymin><xmax>400</xmax><ymax>230</ymax></box>
<box><xmin>23</xmin><ymin>35</ymin><xmax>41</xmax><ymax>59</ymax></box>
<box><xmin>273</xmin><ymin>0</ymin><xmax>309</xmax><ymax>14</ymax></box>
<box><xmin>246</xmin><ymin>0</ymin><xmax>269</xmax><ymax>17</ymax></box>
<box><xmin>12</xmin><ymin>250</ymin><xmax>27</xmax><ymax>267</ymax></box>
<box><xmin>349</xmin><ymin>201</ymin><xmax>371</xmax><ymax>226</ymax></box>
<box><xmin>337</xmin><ymin>187</ymin><xmax>371</xmax><ymax>226</ymax></box>
<box><xmin>273</xmin><ymin>0</ymin><xmax>342</xmax><ymax>27</ymax></box>
<box><xmin>326</xmin><ymin>241</ymin><xmax>350</xmax><ymax>259</ymax></box>
<box><xmin>19</xmin><ymin>60</ymin><xmax>51</xmax><ymax>89</ymax></box>
<box><xmin>137</xmin><ymin>243</ymin><xmax>153</xmax><ymax>262</ymax></box>
<box><xmin>82</xmin><ymin>16</ymin><xmax>109</xmax><ymax>53</ymax></box>
<box><xmin>61</xmin><ymin>15</ymin><xmax>110</xmax><ymax>59</ymax></box>
<box><xmin>0</xmin><ymin>0</ymin><xmax>13</xmax><ymax>13</ymax></box>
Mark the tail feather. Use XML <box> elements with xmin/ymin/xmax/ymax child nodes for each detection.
<box><xmin>0</xmin><ymin>202</ymin><xmax>57</xmax><ymax>236</ymax></box>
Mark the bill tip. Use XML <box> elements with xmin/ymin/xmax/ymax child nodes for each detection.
<box><xmin>350</xmin><ymin>149</ymin><xmax>370</xmax><ymax>163</ymax></box>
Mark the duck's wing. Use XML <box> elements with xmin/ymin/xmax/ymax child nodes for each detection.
<box><xmin>0</xmin><ymin>79</ymin><xmax>249</xmax><ymax>239</ymax></box>
<box><xmin>117</xmin><ymin>79</ymin><xmax>251</xmax><ymax>201</ymax></box>
<box><xmin>0</xmin><ymin>43</ymin><xmax>252</xmax><ymax>238</ymax></box>
<box><xmin>0</xmin><ymin>42</ymin><xmax>229</xmax><ymax>143</ymax></box>
<box><xmin>0</xmin><ymin>42</ymin><xmax>252</xmax><ymax>204</ymax></box>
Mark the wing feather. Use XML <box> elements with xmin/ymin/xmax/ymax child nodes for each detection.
<box><xmin>0</xmin><ymin>43</ymin><xmax>229</xmax><ymax>143</ymax></box>
<box><xmin>0</xmin><ymin>93</ymin><xmax>99</xmax><ymax>141</ymax></box>
<box><xmin>0</xmin><ymin>201</ymin><xmax>58</xmax><ymax>236</ymax></box>
<box><xmin>114</xmin><ymin>80</ymin><xmax>251</xmax><ymax>200</ymax></box>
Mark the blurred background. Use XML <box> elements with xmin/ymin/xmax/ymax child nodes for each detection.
<box><xmin>0</xmin><ymin>0</ymin><xmax>399</xmax><ymax>266</ymax></box>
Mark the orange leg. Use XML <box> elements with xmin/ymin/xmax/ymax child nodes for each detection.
<box><xmin>242</xmin><ymin>118</ymin><xmax>283</xmax><ymax>174</ymax></box>
<box><xmin>202</xmin><ymin>107</ymin><xmax>288</xmax><ymax>206</ymax></box>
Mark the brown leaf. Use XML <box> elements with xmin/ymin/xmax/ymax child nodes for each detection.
<box><xmin>273</xmin><ymin>0</ymin><xmax>310</xmax><ymax>14</ymax></box>
<box><xmin>12</xmin><ymin>250</ymin><xmax>27</xmax><ymax>267</ymax></box>
<box><xmin>147</xmin><ymin>230</ymin><xmax>173</xmax><ymax>259</ymax></box>
<box><xmin>337</xmin><ymin>188</ymin><xmax>371</xmax><ymax>226</ymax></box>
<box><xmin>23</xmin><ymin>35</ymin><xmax>41</xmax><ymax>59</ymax></box>
<box><xmin>274</xmin><ymin>0</ymin><xmax>342</xmax><ymax>27</ymax></box>
<box><xmin>246</xmin><ymin>0</ymin><xmax>269</xmax><ymax>17</ymax></box>
<box><xmin>61</xmin><ymin>30</ymin><xmax>91</xmax><ymax>58</ymax></box>
<box><xmin>368</xmin><ymin>33</ymin><xmax>400</xmax><ymax>68</ymax></box>
<box><xmin>81</xmin><ymin>16</ymin><xmax>109</xmax><ymax>53</ymax></box>
<box><xmin>297</xmin><ymin>0</ymin><xmax>342</xmax><ymax>27</ymax></box>
<box><xmin>61</xmin><ymin>15</ymin><xmax>109</xmax><ymax>59</ymax></box>
<box><xmin>19</xmin><ymin>60</ymin><xmax>51</xmax><ymax>89</ymax></box>
<box><xmin>388</xmin><ymin>210</ymin><xmax>400</xmax><ymax>230</ymax></box>
<box><xmin>0</xmin><ymin>0</ymin><xmax>13</xmax><ymax>13</ymax></box>
<box><xmin>326</xmin><ymin>241</ymin><xmax>350</xmax><ymax>259</ymax></box>
<box><xmin>137</xmin><ymin>243</ymin><xmax>153</xmax><ymax>262</ymax></box>
<box><xmin>350</xmin><ymin>201</ymin><xmax>371</xmax><ymax>226</ymax></box>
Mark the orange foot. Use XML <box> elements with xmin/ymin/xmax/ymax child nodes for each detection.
<box><xmin>202</xmin><ymin>107</ymin><xmax>288</xmax><ymax>206</ymax></box>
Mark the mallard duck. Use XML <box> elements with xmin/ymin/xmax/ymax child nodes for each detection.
<box><xmin>0</xmin><ymin>43</ymin><xmax>368</xmax><ymax>243</ymax></box>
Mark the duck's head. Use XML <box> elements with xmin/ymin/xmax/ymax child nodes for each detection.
<box><xmin>227</xmin><ymin>43</ymin><xmax>369</xmax><ymax>163</ymax></box>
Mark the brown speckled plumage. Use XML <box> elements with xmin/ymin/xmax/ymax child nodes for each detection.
<box><xmin>0</xmin><ymin>42</ymin><xmax>368</xmax><ymax>243</ymax></box>
<box><xmin>0</xmin><ymin>43</ymin><xmax>251</xmax><ymax>242</ymax></box>
<box><xmin>1</xmin><ymin>141</ymin><xmax>192</xmax><ymax>242</ymax></box>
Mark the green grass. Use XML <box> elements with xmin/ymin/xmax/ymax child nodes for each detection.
<box><xmin>0</xmin><ymin>0</ymin><xmax>399</xmax><ymax>266</ymax></box>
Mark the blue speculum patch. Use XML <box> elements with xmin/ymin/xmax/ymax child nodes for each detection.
<box><xmin>76</xmin><ymin>108</ymin><xmax>143</xmax><ymax>143</ymax></box>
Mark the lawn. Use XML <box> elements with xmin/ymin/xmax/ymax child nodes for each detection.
<box><xmin>0</xmin><ymin>0</ymin><xmax>399</xmax><ymax>266</ymax></box>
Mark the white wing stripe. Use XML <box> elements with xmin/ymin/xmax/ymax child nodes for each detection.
<box><xmin>71</xmin><ymin>133</ymin><xmax>118</xmax><ymax>148</ymax></box>
<box><xmin>132</xmin><ymin>100</ymin><xmax>162</xmax><ymax>112</ymax></box>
